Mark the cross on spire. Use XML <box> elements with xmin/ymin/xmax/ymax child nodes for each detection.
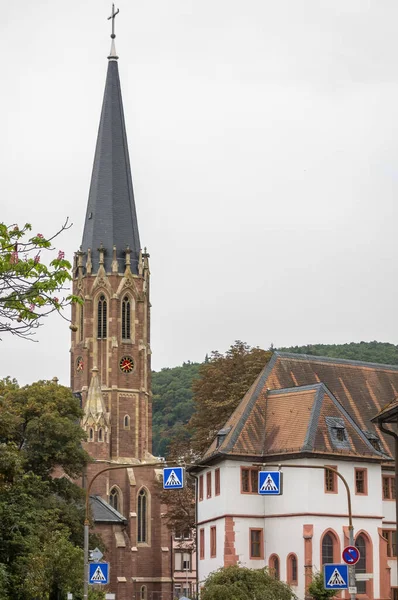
<box><xmin>108</xmin><ymin>3</ymin><xmax>119</xmax><ymax>39</ymax></box>
<box><xmin>107</xmin><ymin>3</ymin><xmax>119</xmax><ymax>60</ymax></box>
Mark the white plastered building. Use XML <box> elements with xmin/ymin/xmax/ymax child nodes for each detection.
<box><xmin>192</xmin><ymin>352</ymin><xmax>398</xmax><ymax>600</ymax></box>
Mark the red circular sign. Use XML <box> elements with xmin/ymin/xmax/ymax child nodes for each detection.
<box><xmin>342</xmin><ymin>545</ymin><xmax>360</xmax><ymax>565</ymax></box>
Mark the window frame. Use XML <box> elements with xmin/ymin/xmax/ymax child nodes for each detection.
<box><xmin>199</xmin><ymin>528</ymin><xmax>205</xmax><ymax>560</ymax></box>
<box><xmin>287</xmin><ymin>553</ymin><xmax>298</xmax><ymax>585</ymax></box>
<box><xmin>137</xmin><ymin>487</ymin><xmax>149</xmax><ymax>544</ymax></box>
<box><xmin>383</xmin><ymin>475</ymin><xmax>396</xmax><ymax>500</ymax></box>
<box><xmin>249</xmin><ymin>528</ymin><xmax>264</xmax><ymax>560</ymax></box>
<box><xmin>324</xmin><ymin>465</ymin><xmax>338</xmax><ymax>494</ymax></box>
<box><xmin>382</xmin><ymin>529</ymin><xmax>397</xmax><ymax>558</ymax></box>
<box><xmin>210</xmin><ymin>526</ymin><xmax>217</xmax><ymax>558</ymax></box>
<box><xmin>199</xmin><ymin>475</ymin><xmax>204</xmax><ymax>501</ymax></box>
<box><xmin>269</xmin><ymin>554</ymin><xmax>280</xmax><ymax>580</ymax></box>
<box><xmin>215</xmin><ymin>468</ymin><xmax>220</xmax><ymax>496</ymax></box>
<box><xmin>241</xmin><ymin>467</ymin><xmax>259</xmax><ymax>494</ymax></box>
<box><xmin>97</xmin><ymin>294</ymin><xmax>107</xmax><ymax>339</ymax></box>
<box><xmin>355</xmin><ymin>468</ymin><xmax>368</xmax><ymax>496</ymax></box>
<box><xmin>207</xmin><ymin>471</ymin><xmax>212</xmax><ymax>499</ymax></box>
<box><xmin>121</xmin><ymin>295</ymin><xmax>132</xmax><ymax>340</ymax></box>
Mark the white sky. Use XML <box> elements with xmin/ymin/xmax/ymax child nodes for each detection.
<box><xmin>1</xmin><ymin>0</ymin><xmax>397</xmax><ymax>385</ymax></box>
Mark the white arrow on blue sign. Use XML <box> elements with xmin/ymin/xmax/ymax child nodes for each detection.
<box><xmin>89</xmin><ymin>562</ymin><xmax>109</xmax><ymax>585</ymax></box>
<box><xmin>258</xmin><ymin>471</ymin><xmax>282</xmax><ymax>495</ymax></box>
<box><xmin>324</xmin><ymin>564</ymin><xmax>349</xmax><ymax>589</ymax></box>
<box><xmin>163</xmin><ymin>467</ymin><xmax>184</xmax><ymax>489</ymax></box>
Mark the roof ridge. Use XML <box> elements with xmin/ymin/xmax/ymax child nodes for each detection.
<box><xmin>274</xmin><ymin>351</ymin><xmax>398</xmax><ymax>372</ymax></box>
<box><xmin>267</xmin><ymin>383</ymin><xmax>325</xmax><ymax>396</ymax></box>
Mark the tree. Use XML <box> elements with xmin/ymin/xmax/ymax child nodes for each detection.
<box><xmin>0</xmin><ymin>377</ymin><xmax>95</xmax><ymax>599</ymax></box>
<box><xmin>0</xmin><ymin>219</ymin><xmax>77</xmax><ymax>339</ymax></box>
<box><xmin>189</xmin><ymin>341</ymin><xmax>272</xmax><ymax>455</ymax></box>
<box><xmin>200</xmin><ymin>565</ymin><xmax>296</xmax><ymax>600</ymax></box>
<box><xmin>308</xmin><ymin>572</ymin><xmax>336</xmax><ymax>600</ymax></box>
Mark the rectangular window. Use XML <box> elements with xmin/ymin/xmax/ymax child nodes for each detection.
<box><xmin>210</xmin><ymin>526</ymin><xmax>217</xmax><ymax>558</ymax></box>
<box><xmin>215</xmin><ymin>468</ymin><xmax>220</xmax><ymax>496</ymax></box>
<box><xmin>200</xmin><ymin>528</ymin><xmax>205</xmax><ymax>560</ymax></box>
<box><xmin>324</xmin><ymin>465</ymin><xmax>337</xmax><ymax>493</ymax></box>
<box><xmin>199</xmin><ymin>475</ymin><xmax>204</xmax><ymax>501</ymax></box>
<box><xmin>207</xmin><ymin>471</ymin><xmax>212</xmax><ymax>498</ymax></box>
<box><xmin>382</xmin><ymin>530</ymin><xmax>397</xmax><ymax>557</ymax></box>
<box><xmin>175</xmin><ymin>552</ymin><xmax>182</xmax><ymax>571</ymax></box>
<box><xmin>250</xmin><ymin>528</ymin><xmax>264</xmax><ymax>559</ymax></box>
<box><xmin>383</xmin><ymin>475</ymin><xmax>396</xmax><ymax>500</ymax></box>
<box><xmin>182</xmin><ymin>552</ymin><xmax>191</xmax><ymax>571</ymax></box>
<box><xmin>241</xmin><ymin>467</ymin><xmax>259</xmax><ymax>494</ymax></box>
<box><xmin>355</xmin><ymin>468</ymin><xmax>367</xmax><ymax>495</ymax></box>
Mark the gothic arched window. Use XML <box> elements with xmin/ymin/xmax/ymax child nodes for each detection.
<box><xmin>121</xmin><ymin>296</ymin><xmax>131</xmax><ymax>340</ymax></box>
<box><xmin>356</xmin><ymin>535</ymin><xmax>367</xmax><ymax>594</ymax></box>
<box><xmin>124</xmin><ymin>415</ymin><xmax>130</xmax><ymax>429</ymax></box>
<box><xmin>97</xmin><ymin>295</ymin><xmax>107</xmax><ymax>338</ymax></box>
<box><xmin>140</xmin><ymin>586</ymin><xmax>147</xmax><ymax>600</ymax></box>
<box><xmin>79</xmin><ymin>302</ymin><xmax>84</xmax><ymax>342</ymax></box>
<box><xmin>269</xmin><ymin>554</ymin><xmax>280</xmax><ymax>580</ymax></box>
<box><xmin>287</xmin><ymin>553</ymin><xmax>298</xmax><ymax>585</ymax></box>
<box><xmin>109</xmin><ymin>487</ymin><xmax>120</xmax><ymax>513</ymax></box>
<box><xmin>88</xmin><ymin>428</ymin><xmax>94</xmax><ymax>442</ymax></box>
<box><xmin>322</xmin><ymin>533</ymin><xmax>334</xmax><ymax>564</ymax></box>
<box><xmin>98</xmin><ymin>428</ymin><xmax>103</xmax><ymax>442</ymax></box>
<box><xmin>137</xmin><ymin>488</ymin><xmax>148</xmax><ymax>543</ymax></box>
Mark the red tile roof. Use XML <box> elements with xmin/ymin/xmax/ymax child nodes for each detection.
<box><xmin>201</xmin><ymin>353</ymin><xmax>397</xmax><ymax>463</ymax></box>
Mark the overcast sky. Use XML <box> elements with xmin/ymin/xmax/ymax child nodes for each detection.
<box><xmin>1</xmin><ymin>1</ymin><xmax>397</xmax><ymax>385</ymax></box>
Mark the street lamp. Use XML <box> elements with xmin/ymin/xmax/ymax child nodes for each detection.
<box><xmin>83</xmin><ymin>461</ymin><xmax>165</xmax><ymax>600</ymax></box>
<box><xmin>256</xmin><ymin>463</ymin><xmax>356</xmax><ymax>600</ymax></box>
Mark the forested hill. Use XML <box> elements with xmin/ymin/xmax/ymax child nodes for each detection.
<box><xmin>151</xmin><ymin>341</ymin><xmax>398</xmax><ymax>455</ymax></box>
<box><xmin>277</xmin><ymin>341</ymin><xmax>398</xmax><ymax>365</ymax></box>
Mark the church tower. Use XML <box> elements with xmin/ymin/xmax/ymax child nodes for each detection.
<box><xmin>70</xmin><ymin>11</ymin><xmax>172</xmax><ymax>599</ymax></box>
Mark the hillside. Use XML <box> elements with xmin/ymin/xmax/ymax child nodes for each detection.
<box><xmin>151</xmin><ymin>341</ymin><xmax>398</xmax><ymax>455</ymax></box>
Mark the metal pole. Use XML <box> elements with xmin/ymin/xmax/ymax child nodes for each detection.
<box><xmin>84</xmin><ymin>520</ymin><xmax>89</xmax><ymax>600</ymax></box>
<box><xmin>260</xmin><ymin>463</ymin><xmax>355</xmax><ymax>599</ymax></box>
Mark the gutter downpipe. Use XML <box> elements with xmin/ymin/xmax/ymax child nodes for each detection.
<box><xmin>190</xmin><ymin>472</ymin><xmax>199</xmax><ymax>600</ymax></box>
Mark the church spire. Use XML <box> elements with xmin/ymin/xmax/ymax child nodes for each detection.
<box><xmin>81</xmin><ymin>5</ymin><xmax>141</xmax><ymax>274</ymax></box>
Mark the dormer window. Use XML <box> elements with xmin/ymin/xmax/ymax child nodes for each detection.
<box><xmin>363</xmin><ymin>430</ymin><xmax>382</xmax><ymax>452</ymax></box>
<box><xmin>334</xmin><ymin>426</ymin><xmax>346</xmax><ymax>442</ymax></box>
<box><xmin>216</xmin><ymin>426</ymin><xmax>231</xmax><ymax>448</ymax></box>
<box><xmin>325</xmin><ymin>417</ymin><xmax>351</xmax><ymax>450</ymax></box>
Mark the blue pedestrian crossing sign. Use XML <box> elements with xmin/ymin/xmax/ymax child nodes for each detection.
<box><xmin>163</xmin><ymin>466</ymin><xmax>184</xmax><ymax>489</ymax></box>
<box><xmin>324</xmin><ymin>564</ymin><xmax>349</xmax><ymax>590</ymax></box>
<box><xmin>89</xmin><ymin>562</ymin><xmax>109</xmax><ymax>585</ymax></box>
<box><xmin>258</xmin><ymin>471</ymin><xmax>282</xmax><ymax>495</ymax></box>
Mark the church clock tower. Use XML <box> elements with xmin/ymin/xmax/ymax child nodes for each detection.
<box><xmin>70</xmin><ymin>9</ymin><xmax>171</xmax><ymax>599</ymax></box>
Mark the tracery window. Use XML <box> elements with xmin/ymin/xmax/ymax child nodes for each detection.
<box><xmin>97</xmin><ymin>295</ymin><xmax>107</xmax><ymax>338</ymax></box>
<box><xmin>137</xmin><ymin>488</ymin><xmax>148</xmax><ymax>543</ymax></box>
<box><xmin>109</xmin><ymin>487</ymin><xmax>120</xmax><ymax>512</ymax></box>
<box><xmin>121</xmin><ymin>296</ymin><xmax>131</xmax><ymax>340</ymax></box>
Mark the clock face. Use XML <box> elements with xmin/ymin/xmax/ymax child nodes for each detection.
<box><xmin>76</xmin><ymin>356</ymin><xmax>84</xmax><ymax>372</ymax></box>
<box><xmin>120</xmin><ymin>355</ymin><xmax>134</xmax><ymax>374</ymax></box>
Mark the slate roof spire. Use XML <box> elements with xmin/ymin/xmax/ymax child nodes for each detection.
<box><xmin>81</xmin><ymin>7</ymin><xmax>141</xmax><ymax>274</ymax></box>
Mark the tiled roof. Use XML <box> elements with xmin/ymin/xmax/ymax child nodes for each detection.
<box><xmin>90</xmin><ymin>495</ymin><xmax>127</xmax><ymax>524</ymax></box>
<box><xmin>81</xmin><ymin>60</ymin><xmax>141</xmax><ymax>274</ymax></box>
<box><xmin>200</xmin><ymin>352</ymin><xmax>398</xmax><ymax>463</ymax></box>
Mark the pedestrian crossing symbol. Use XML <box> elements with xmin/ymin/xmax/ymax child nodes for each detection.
<box><xmin>324</xmin><ymin>564</ymin><xmax>348</xmax><ymax>590</ymax></box>
<box><xmin>89</xmin><ymin>562</ymin><xmax>109</xmax><ymax>585</ymax></box>
<box><xmin>258</xmin><ymin>471</ymin><xmax>282</xmax><ymax>495</ymax></box>
<box><xmin>163</xmin><ymin>466</ymin><xmax>184</xmax><ymax>489</ymax></box>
